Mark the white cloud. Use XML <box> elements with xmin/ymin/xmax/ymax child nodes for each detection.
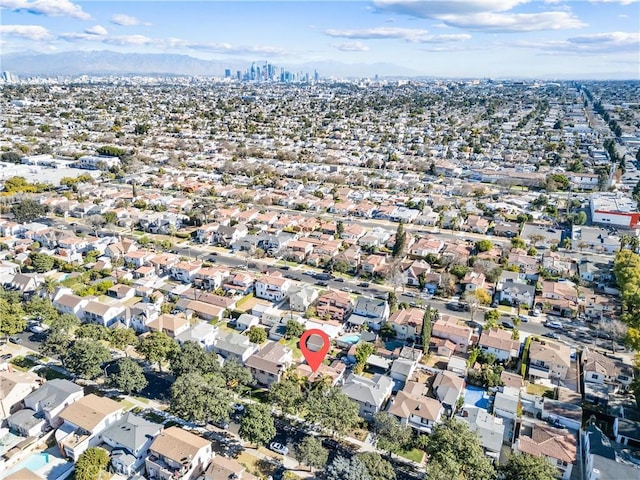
<box><xmin>85</xmin><ymin>25</ymin><xmax>108</xmax><ymax>36</ymax></box>
<box><xmin>103</xmin><ymin>34</ymin><xmax>153</xmax><ymax>46</ymax></box>
<box><xmin>514</xmin><ymin>31</ymin><xmax>640</xmax><ymax>54</ymax></box>
<box><xmin>439</xmin><ymin>11</ymin><xmax>586</xmax><ymax>31</ymax></box>
<box><xmin>0</xmin><ymin>24</ymin><xmax>50</xmax><ymax>40</ymax></box>
<box><xmin>372</xmin><ymin>0</ymin><xmax>585</xmax><ymax>32</ymax></box>
<box><xmin>110</xmin><ymin>13</ymin><xmax>141</xmax><ymax>26</ymax></box>
<box><xmin>0</xmin><ymin>0</ymin><xmax>90</xmax><ymax>20</ymax></box>
<box><xmin>324</xmin><ymin>27</ymin><xmax>471</xmax><ymax>43</ymax></box>
<box><xmin>332</xmin><ymin>41</ymin><xmax>370</xmax><ymax>52</ymax></box>
<box><xmin>589</xmin><ymin>0</ymin><xmax>638</xmax><ymax>4</ymax></box>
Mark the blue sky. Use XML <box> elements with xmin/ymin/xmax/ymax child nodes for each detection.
<box><xmin>0</xmin><ymin>0</ymin><xmax>639</xmax><ymax>78</ymax></box>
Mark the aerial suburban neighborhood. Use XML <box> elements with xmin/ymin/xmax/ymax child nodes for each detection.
<box><xmin>0</xmin><ymin>74</ymin><xmax>639</xmax><ymax>480</ymax></box>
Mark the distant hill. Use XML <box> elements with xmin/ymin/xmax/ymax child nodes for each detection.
<box><xmin>0</xmin><ymin>50</ymin><xmax>421</xmax><ymax>78</ymax></box>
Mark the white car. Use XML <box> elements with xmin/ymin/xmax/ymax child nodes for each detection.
<box><xmin>29</xmin><ymin>324</ymin><xmax>49</xmax><ymax>334</ymax></box>
<box><xmin>269</xmin><ymin>442</ymin><xmax>289</xmax><ymax>456</ymax></box>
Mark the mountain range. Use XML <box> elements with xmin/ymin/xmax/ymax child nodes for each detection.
<box><xmin>0</xmin><ymin>50</ymin><xmax>421</xmax><ymax>78</ymax></box>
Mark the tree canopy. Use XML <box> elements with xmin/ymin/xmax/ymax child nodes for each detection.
<box><xmin>75</xmin><ymin>447</ymin><xmax>109</xmax><ymax>480</ymax></box>
<box><xmin>296</xmin><ymin>436</ymin><xmax>329</xmax><ymax>471</ymax></box>
<box><xmin>424</xmin><ymin>419</ymin><xmax>496</xmax><ymax>480</ymax></box>
<box><xmin>239</xmin><ymin>403</ymin><xmax>276</xmax><ymax>447</ymax></box>
<box><xmin>108</xmin><ymin>357</ymin><xmax>148</xmax><ymax>394</ymax></box>
<box><xmin>65</xmin><ymin>338</ymin><xmax>111</xmax><ymax>380</ymax></box>
<box><xmin>499</xmin><ymin>453</ymin><xmax>559</xmax><ymax>480</ymax></box>
<box><xmin>170</xmin><ymin>372</ymin><xmax>233</xmax><ymax>423</ymax></box>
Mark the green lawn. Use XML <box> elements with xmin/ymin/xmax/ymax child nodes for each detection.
<box><xmin>526</xmin><ymin>382</ymin><xmax>552</xmax><ymax>396</ymax></box>
<box><xmin>10</xmin><ymin>356</ymin><xmax>38</xmax><ymax>371</ymax></box>
<box><xmin>36</xmin><ymin>366</ymin><xmax>70</xmax><ymax>380</ymax></box>
<box><xmin>236</xmin><ymin>293</ymin><xmax>254</xmax><ymax>310</ymax></box>
<box><xmin>395</xmin><ymin>448</ymin><xmax>425</xmax><ymax>464</ymax></box>
<box><xmin>279</xmin><ymin>336</ymin><xmax>302</xmax><ymax>360</ymax></box>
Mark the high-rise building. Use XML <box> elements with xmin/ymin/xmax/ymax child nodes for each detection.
<box><xmin>224</xmin><ymin>69</ymin><xmax>231</xmax><ymax>78</ymax></box>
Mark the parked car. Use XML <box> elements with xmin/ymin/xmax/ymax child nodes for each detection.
<box><xmin>543</xmin><ymin>332</ymin><xmax>559</xmax><ymax>339</ymax></box>
<box><xmin>9</xmin><ymin>336</ymin><xmax>23</xmax><ymax>344</ymax></box>
<box><xmin>501</xmin><ymin>320</ymin><xmax>515</xmax><ymax>329</ymax></box>
<box><xmin>212</xmin><ymin>419</ymin><xmax>229</xmax><ymax>430</ymax></box>
<box><xmin>232</xmin><ymin>403</ymin><xmax>245</xmax><ymax>413</ymax></box>
<box><xmin>0</xmin><ymin>353</ymin><xmax>12</xmax><ymax>361</ymax></box>
<box><xmin>357</xmin><ymin>282</ymin><xmax>370</xmax><ymax>288</ymax></box>
<box><xmin>518</xmin><ymin>315</ymin><xmax>529</xmax><ymax>323</ymax></box>
<box><xmin>269</xmin><ymin>442</ymin><xmax>289</xmax><ymax>456</ymax></box>
<box><xmin>545</xmin><ymin>320</ymin><xmax>563</xmax><ymax>330</ymax></box>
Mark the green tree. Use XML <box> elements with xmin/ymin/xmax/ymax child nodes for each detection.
<box><xmin>24</xmin><ymin>296</ymin><xmax>57</xmax><ymax>322</ymax></box>
<box><xmin>296</xmin><ymin>436</ymin><xmax>329</xmax><ymax>471</ymax></box>
<box><xmin>169</xmin><ymin>341</ymin><xmax>220</xmax><ymax>377</ymax></box>
<box><xmin>356</xmin><ymin>452</ymin><xmax>395</xmax><ymax>480</ymax></box>
<box><xmin>270</xmin><ymin>376</ymin><xmax>305</xmax><ymax>414</ymax></box>
<box><xmin>450</xmin><ymin>264</ymin><xmax>469</xmax><ymax>279</ymax></box>
<box><xmin>110</xmin><ymin>328</ymin><xmax>138</xmax><ymax>351</ymax></box>
<box><xmin>75</xmin><ymin>447</ymin><xmax>109</xmax><ymax>480</ymax></box>
<box><xmin>336</xmin><ymin>220</ymin><xmax>345</xmax><ymax>237</ymax></box>
<box><xmin>11</xmin><ymin>198</ymin><xmax>47</xmax><ymax>223</ymax></box>
<box><xmin>285</xmin><ymin>319</ymin><xmax>305</xmax><ymax>338</ymax></box>
<box><xmin>305</xmin><ymin>386</ymin><xmax>360</xmax><ymax>436</ymax></box>
<box><xmin>326</xmin><ymin>456</ymin><xmax>371</xmax><ymax>480</ymax></box>
<box><xmin>392</xmin><ymin>222</ymin><xmax>406</xmax><ymax>259</ymax></box>
<box><xmin>108</xmin><ymin>357</ymin><xmax>148</xmax><ymax>394</ymax></box>
<box><xmin>475</xmin><ymin>240</ymin><xmax>493</xmax><ymax>252</ymax></box>
<box><xmin>354</xmin><ymin>342</ymin><xmax>375</xmax><ymax>372</ymax></box>
<box><xmin>422</xmin><ymin>305</ymin><xmax>433</xmax><ymax>353</ymax></box>
<box><xmin>102</xmin><ymin>210</ymin><xmax>118</xmax><ymax>227</ymax></box>
<box><xmin>423</xmin><ymin>419</ymin><xmax>496</xmax><ymax>480</ymax></box>
<box><xmin>170</xmin><ymin>372</ymin><xmax>233</xmax><ymax>423</ymax></box>
<box><xmin>28</xmin><ymin>252</ymin><xmax>55</xmax><ymax>273</ymax></box>
<box><xmin>41</xmin><ymin>329</ymin><xmax>72</xmax><ymax>359</ymax></box>
<box><xmin>48</xmin><ymin>313</ymin><xmax>80</xmax><ymax>334</ymax></box>
<box><xmin>379</xmin><ymin>322</ymin><xmax>396</xmax><ymax>340</ymax></box>
<box><xmin>484</xmin><ymin>309</ymin><xmax>500</xmax><ymax>329</ymax></box>
<box><xmin>500</xmin><ymin>452</ymin><xmax>559</xmax><ymax>480</ymax></box>
<box><xmin>221</xmin><ymin>359</ymin><xmax>253</xmax><ymax>390</ymax></box>
<box><xmin>372</xmin><ymin>412</ymin><xmax>412</xmax><ymax>455</ymax></box>
<box><xmin>248</xmin><ymin>326</ymin><xmax>267</xmax><ymax>344</ymax></box>
<box><xmin>65</xmin><ymin>339</ymin><xmax>111</xmax><ymax>379</ymax></box>
<box><xmin>136</xmin><ymin>330</ymin><xmax>178</xmax><ymax>372</ymax></box>
<box><xmin>510</xmin><ymin>237</ymin><xmax>526</xmax><ymax>250</ymax></box>
<box><xmin>239</xmin><ymin>403</ymin><xmax>276</xmax><ymax>447</ymax></box>
<box><xmin>76</xmin><ymin>323</ymin><xmax>111</xmax><ymax>341</ymax></box>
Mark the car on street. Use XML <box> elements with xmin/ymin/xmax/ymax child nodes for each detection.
<box><xmin>543</xmin><ymin>332</ymin><xmax>559</xmax><ymax>339</ymax></box>
<box><xmin>545</xmin><ymin>320</ymin><xmax>563</xmax><ymax>330</ymax></box>
<box><xmin>269</xmin><ymin>442</ymin><xmax>289</xmax><ymax>456</ymax></box>
<box><xmin>357</xmin><ymin>282</ymin><xmax>370</xmax><ymax>287</ymax></box>
<box><xmin>212</xmin><ymin>420</ymin><xmax>229</xmax><ymax>430</ymax></box>
<box><xmin>518</xmin><ymin>315</ymin><xmax>529</xmax><ymax>323</ymax></box>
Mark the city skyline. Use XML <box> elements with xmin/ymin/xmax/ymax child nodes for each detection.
<box><xmin>0</xmin><ymin>0</ymin><xmax>639</xmax><ymax>78</ymax></box>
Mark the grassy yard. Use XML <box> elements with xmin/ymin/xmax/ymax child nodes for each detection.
<box><xmin>36</xmin><ymin>366</ymin><xmax>70</xmax><ymax>380</ymax></box>
<box><xmin>132</xmin><ymin>395</ymin><xmax>150</xmax><ymax>404</ymax></box>
<box><xmin>235</xmin><ymin>293</ymin><xmax>255</xmax><ymax>312</ymax></box>
<box><xmin>279</xmin><ymin>336</ymin><xmax>302</xmax><ymax>360</ymax></box>
<box><xmin>10</xmin><ymin>356</ymin><xmax>38</xmax><ymax>371</ymax></box>
<box><xmin>236</xmin><ymin>449</ymin><xmax>282</xmax><ymax>478</ymax></box>
<box><xmin>117</xmin><ymin>399</ymin><xmax>136</xmax><ymax>411</ymax></box>
<box><xmin>526</xmin><ymin>382</ymin><xmax>552</xmax><ymax>396</ymax></box>
<box><xmin>395</xmin><ymin>447</ymin><xmax>425</xmax><ymax>464</ymax></box>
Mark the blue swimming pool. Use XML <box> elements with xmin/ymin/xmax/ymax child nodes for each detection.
<box><xmin>1</xmin><ymin>451</ymin><xmax>73</xmax><ymax>480</ymax></box>
<box><xmin>339</xmin><ymin>334</ymin><xmax>361</xmax><ymax>344</ymax></box>
<box><xmin>464</xmin><ymin>385</ymin><xmax>490</xmax><ymax>410</ymax></box>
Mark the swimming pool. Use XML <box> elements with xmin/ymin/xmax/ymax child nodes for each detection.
<box><xmin>1</xmin><ymin>451</ymin><xmax>74</xmax><ymax>480</ymax></box>
<box><xmin>338</xmin><ymin>334</ymin><xmax>361</xmax><ymax>344</ymax></box>
<box><xmin>464</xmin><ymin>385</ymin><xmax>490</xmax><ymax>410</ymax></box>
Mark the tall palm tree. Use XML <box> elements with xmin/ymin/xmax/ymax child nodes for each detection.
<box><xmin>40</xmin><ymin>276</ymin><xmax>58</xmax><ymax>301</ymax></box>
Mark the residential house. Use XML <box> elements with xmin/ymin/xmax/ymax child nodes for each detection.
<box><xmin>528</xmin><ymin>338</ymin><xmax>571</xmax><ymax>381</ymax></box>
<box><xmin>145</xmin><ymin>426</ymin><xmax>213</xmax><ymax>480</ymax></box>
<box><xmin>464</xmin><ymin>215</ymin><xmax>490</xmax><ymax>234</ymax></box>
<box><xmin>288</xmin><ymin>286</ymin><xmax>319</xmax><ymax>312</ymax></box>
<box><xmin>0</xmin><ymin>370</ymin><xmax>40</xmax><ymax>419</ymax></box>
<box><xmin>582</xmin><ymin>348</ymin><xmax>618</xmax><ymax>386</ymax></box>
<box><xmin>254</xmin><ymin>272</ymin><xmax>291</xmax><ymax>302</ymax></box>
<box><xmin>516</xmin><ymin>423</ymin><xmax>577</xmax><ymax>480</ymax></box>
<box><xmin>315</xmin><ymin>289</ymin><xmax>353</xmax><ymax>322</ymax></box>
<box><xmin>507</xmin><ymin>253</ymin><xmax>539</xmax><ymax>279</ymax></box>
<box><xmin>294</xmin><ymin>361</ymin><xmax>346</xmax><ymax>386</ymax></box>
<box><xmin>362</xmin><ymin>254</ymin><xmax>387</xmax><ymax>275</ymax></box>
<box><xmin>404</xmin><ymin>260</ymin><xmax>432</xmax><ymax>287</ymax></box>
<box><xmin>348</xmin><ymin>296</ymin><xmax>389</xmax><ymax>331</ymax></box>
<box><xmin>478</xmin><ymin>328</ymin><xmax>521</xmax><ymax>362</ymax></box>
<box><xmin>236</xmin><ymin>313</ymin><xmax>260</xmax><ymax>332</ymax></box>
<box><xmin>7</xmin><ymin>407</ymin><xmax>47</xmax><ymax>438</ymax></box>
<box><xmin>83</xmin><ymin>300</ymin><xmax>125</xmax><ymax>328</ymax></box>
<box><xmin>56</xmin><ymin>394</ymin><xmax>124</xmax><ymax>461</ymax></box>
<box><xmin>212</xmin><ymin>332</ymin><xmax>259</xmax><ymax>364</ymax></box>
<box><xmin>244</xmin><ymin>341</ymin><xmax>293</xmax><ymax>386</ymax></box>
<box><xmin>170</xmin><ymin>261</ymin><xmax>202</xmax><ymax>284</ymax></box>
<box><xmin>613</xmin><ymin>417</ymin><xmax>640</xmax><ymax>448</ymax></box>
<box><xmin>582</xmin><ymin>423</ymin><xmax>640</xmax><ymax>480</ymax></box>
<box><xmin>223</xmin><ymin>272</ymin><xmax>254</xmax><ymax>296</ymax></box>
<box><xmin>462</xmin><ymin>271</ymin><xmax>486</xmax><ymax>292</ymax></box>
<box><xmin>409</xmin><ymin>236</ymin><xmax>444</xmax><ymax>257</ymax></box>
<box><xmin>388</xmin><ymin>381</ymin><xmax>444</xmax><ymax>433</ymax></box>
<box><xmin>53</xmin><ymin>293</ymin><xmax>88</xmax><ymax>317</ymax></box>
<box><xmin>176</xmin><ymin>321</ymin><xmax>219</xmax><ymax>352</ymax></box>
<box><xmin>23</xmin><ymin>379</ymin><xmax>84</xmax><ymax>428</ymax></box>
<box><xmin>387</xmin><ymin>307</ymin><xmax>424</xmax><ymax>340</ymax></box>
<box><xmin>540</xmin><ymin>280</ymin><xmax>580</xmax><ymax>318</ymax></box>
<box><xmin>341</xmin><ymin>373</ymin><xmax>394</xmax><ymax>419</ymax></box>
<box><xmin>432</xmin><ymin>316</ymin><xmax>473</xmax><ymax>353</ymax></box>
<box><xmin>146</xmin><ymin>313</ymin><xmax>191</xmax><ymax>338</ymax></box>
<box><xmin>498</xmin><ymin>278</ymin><xmax>536</xmax><ymax>309</ymax></box>
<box><xmin>493</xmin><ymin>387</ymin><xmax>521</xmax><ymax>421</ymax></box>
<box><xmin>389</xmin><ymin>357</ymin><xmax>418</xmax><ymax>388</ymax></box>
<box><xmin>201</xmin><ymin>456</ymin><xmax>258</xmax><ymax>480</ymax></box>
<box><xmin>100</xmin><ymin>412</ymin><xmax>163</xmax><ymax>477</ymax></box>
<box><xmin>459</xmin><ymin>407</ymin><xmax>505</xmax><ymax>459</ymax></box>
<box><xmin>542</xmin><ymin>251</ymin><xmax>575</xmax><ymax>277</ymax></box>
<box><xmin>433</xmin><ymin>370</ymin><xmax>465</xmax><ymax>417</ymax></box>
